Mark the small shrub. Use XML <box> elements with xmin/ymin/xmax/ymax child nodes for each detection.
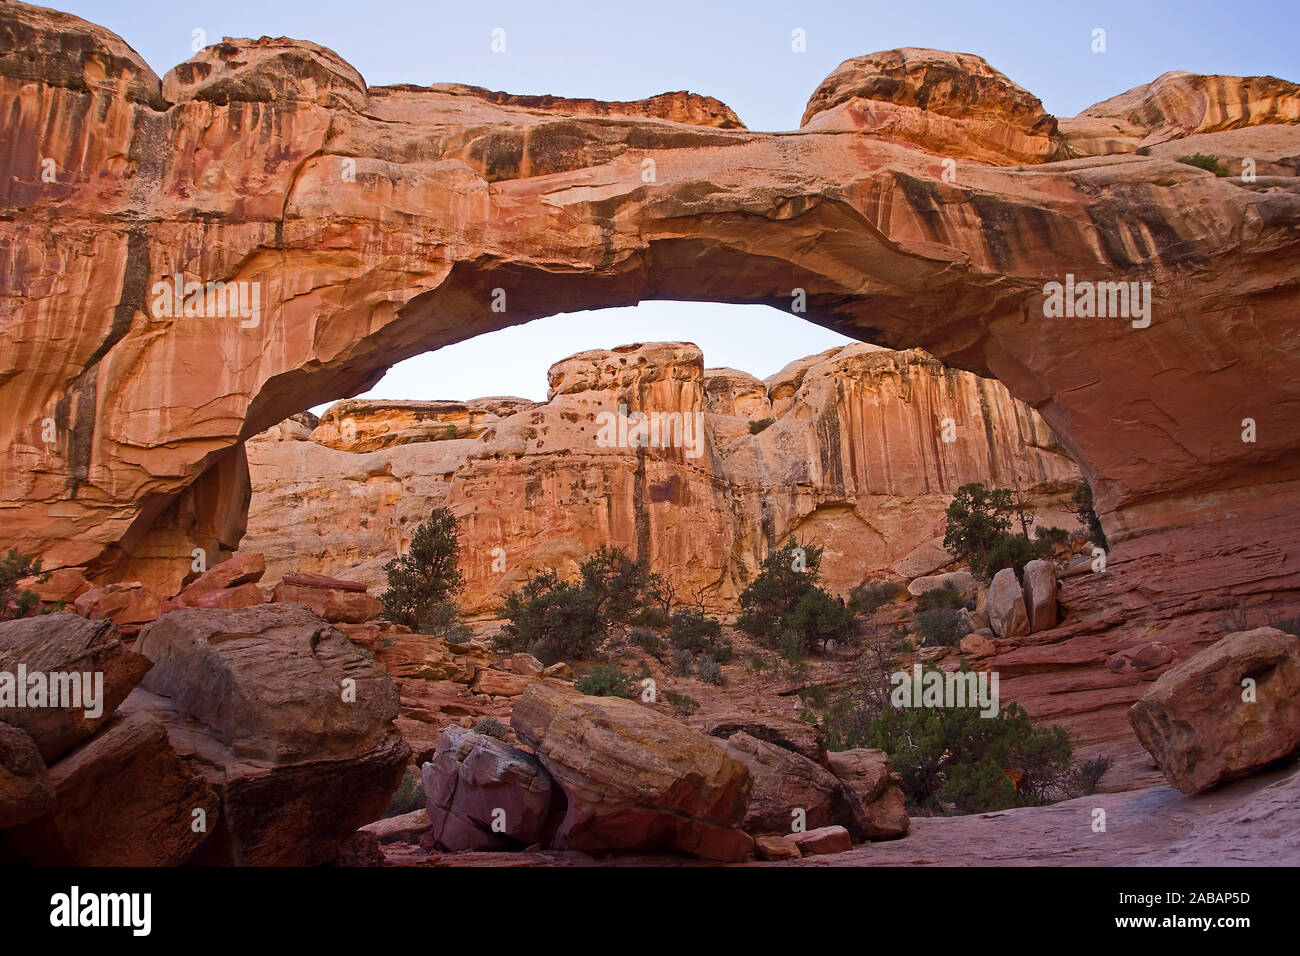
<box><xmin>849</xmin><ymin>579</ymin><xmax>900</xmax><ymax>615</ymax></box>
<box><xmin>445</xmin><ymin>423</ymin><xmax>459</xmax><ymax>438</ymax></box>
<box><xmin>1066</xmin><ymin>481</ymin><xmax>1107</xmax><ymax>549</ymax></box>
<box><xmin>627</xmin><ymin>606</ymin><xmax>670</xmax><ymax>628</ymax></box>
<box><xmin>798</xmin><ymin>683</ymin><xmax>830</xmax><ymax>708</ymax></box>
<box><xmin>1034</xmin><ymin>525</ymin><xmax>1071</xmax><ymax>548</ymax></box>
<box><xmin>384</xmin><ymin>765</ymin><xmax>426</xmax><ymax>818</ymax></box>
<box><xmin>474</xmin><ymin>716</ymin><xmax>510</xmax><ymax>740</ymax></box>
<box><xmin>1177</xmin><ymin>152</ymin><xmax>1229</xmax><ymax>176</ymax></box>
<box><xmin>664</xmin><ymin>691</ymin><xmax>700</xmax><ymax>715</ymax></box>
<box><xmin>667</xmin><ymin>609</ymin><xmax>723</xmax><ymax>653</ymax></box>
<box><xmin>1</xmin><ymin>548</ymin><xmax>48</xmax><ymax>621</ymax></box>
<box><xmin>1266</xmin><ymin>612</ymin><xmax>1300</xmax><ymax>637</ymax></box>
<box><xmin>943</xmin><ymin>483</ymin><xmax>1013</xmax><ymax>569</ymax></box>
<box><xmin>916</xmin><ymin>606</ymin><xmax>965</xmax><ymax>647</ymax></box>
<box><xmin>915</xmin><ymin>582</ymin><xmax>966</xmax><ymax>612</ymax></box>
<box><xmin>1211</xmin><ymin>596</ymin><xmax>1251</xmax><ymax>634</ymax></box>
<box><xmin>748</xmin><ymin>653</ymin><xmax>768</xmax><ymax>672</ymax></box>
<box><xmin>775</xmin><ymin>628</ymin><xmax>806</xmax><ymax>664</ymax></box>
<box><xmin>979</xmin><ymin>533</ymin><xmax>1051</xmax><ymax>580</ymax></box>
<box><xmin>631</xmin><ymin>626</ymin><xmax>664</xmax><ymax>657</ymax></box>
<box><xmin>864</xmin><ymin>668</ymin><xmax>1075</xmax><ymax>814</ymax></box>
<box><xmin>1069</xmin><ymin>755</ymin><xmax>1113</xmax><ymax>796</ymax></box>
<box><xmin>711</xmin><ymin>642</ymin><xmax>734</xmax><ymax>664</ymax></box>
<box><xmin>575</xmin><ymin>663</ymin><xmax>637</xmax><ymax>698</ymax></box>
<box><xmin>419</xmin><ymin>600</ymin><xmax>473</xmax><ymax>643</ymax></box>
<box><xmin>748</xmin><ymin>417</ymin><xmax>775</xmax><ymax>434</ymax></box>
<box><xmin>697</xmin><ymin>656</ymin><xmax>724</xmax><ymax>686</ymax></box>
<box><xmin>671</xmin><ymin>647</ymin><xmax>694</xmax><ymax>676</ymax></box>
<box><xmin>498</xmin><ymin>571</ymin><xmax>603</xmax><ymax>665</ymax></box>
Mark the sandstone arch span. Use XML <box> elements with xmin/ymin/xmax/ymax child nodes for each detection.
<box><xmin>2</xmin><ymin>4</ymin><xmax>1299</xmax><ymax>609</ymax></box>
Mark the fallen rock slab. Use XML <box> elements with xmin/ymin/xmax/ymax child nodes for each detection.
<box><xmin>723</xmin><ymin>731</ymin><xmax>844</xmax><ymax>835</ymax></box>
<box><xmin>273</xmin><ymin>581</ymin><xmax>382</xmax><ymax>624</ymax></box>
<box><xmin>1129</xmin><ymin>627</ymin><xmax>1300</xmax><ymax>793</ymax></box>
<box><xmin>907</xmin><ymin>571</ymin><xmax>976</xmax><ymax>599</ymax></box>
<box><xmin>422</xmin><ymin>725</ymin><xmax>556</xmax><ymax>851</ymax></box>
<box><xmin>361</xmin><ymin>808</ymin><xmax>431</xmax><ymax>844</ymax></box>
<box><xmin>178</xmin><ymin>553</ymin><xmax>266</xmax><ymax>603</ymax></box>
<box><xmin>784</xmin><ymin>825</ymin><xmax>852</xmax><ymax>856</ymax></box>
<box><xmin>0</xmin><ymin>612</ymin><xmax>151</xmax><ymax>762</ymax></box>
<box><xmin>1021</xmin><ymin>559</ymin><xmax>1058</xmax><ymax>632</ymax></box>
<box><xmin>512</xmin><ymin>681</ymin><xmax>753</xmax><ymax>861</ymax></box>
<box><xmin>1107</xmin><ymin>641</ymin><xmax>1174</xmax><ymax>674</ymax></box>
<box><xmin>1</xmin><ymin>711</ymin><xmax>218</xmax><ymax>865</ymax></box>
<box><xmin>826</xmin><ymin>749</ymin><xmax>910</xmax><ymax>840</ymax></box>
<box><xmin>754</xmin><ymin>834</ymin><xmax>802</xmax><ymax>861</ymax></box>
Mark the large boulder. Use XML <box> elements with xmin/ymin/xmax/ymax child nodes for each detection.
<box><xmin>511</xmin><ymin>681</ymin><xmax>753</xmax><ymax>860</ymax></box>
<box><xmin>1020</xmin><ymin>559</ymin><xmax>1058</xmax><ymax>632</ymax></box>
<box><xmin>826</xmin><ymin>749</ymin><xmax>910</xmax><ymax>840</ymax></box>
<box><xmin>128</xmin><ymin>603</ymin><xmax>410</xmax><ymax>864</ymax></box>
<box><xmin>0</xmin><ymin>721</ymin><xmax>54</xmax><ymax>829</ymax></box>
<box><xmin>986</xmin><ymin>568</ymin><xmax>1030</xmax><ymax>639</ymax></box>
<box><xmin>0</xmin><ymin>612</ymin><xmax>151</xmax><ymax>762</ymax></box>
<box><xmin>0</xmin><ymin>711</ymin><xmax>218</xmax><ymax>865</ymax></box>
<box><xmin>722</xmin><ymin>731</ymin><xmax>846</xmax><ymax>836</ymax></box>
<box><xmin>1129</xmin><ymin>628</ymin><xmax>1300</xmax><ymax>793</ymax></box>
<box><xmin>422</xmin><ymin>725</ymin><xmax>556</xmax><ymax>851</ymax></box>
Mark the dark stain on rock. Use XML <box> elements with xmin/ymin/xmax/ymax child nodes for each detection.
<box><xmin>524</xmin><ymin>478</ymin><xmax>542</xmax><ymax>510</ymax></box>
<box><xmin>467</xmin><ymin>132</ymin><xmax>523</xmax><ymax>182</ymax></box>
<box><xmin>1083</xmin><ymin>189</ymin><xmax>1204</xmax><ymax>269</ymax></box>
<box><xmin>649</xmin><ymin>474</ymin><xmax>682</xmax><ymax>504</ymax></box>
<box><xmin>975</xmin><ymin>377</ymin><xmax>998</xmax><ymax>483</ymax></box>
<box><xmin>634</xmin><ymin>447</ymin><xmax>651</xmax><ymax>565</ymax></box>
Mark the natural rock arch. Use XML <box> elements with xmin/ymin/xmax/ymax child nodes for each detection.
<box><xmin>2</xmin><ymin>4</ymin><xmax>1299</xmax><ymax>612</ymax></box>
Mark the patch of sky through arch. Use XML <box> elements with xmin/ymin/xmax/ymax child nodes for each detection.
<box><xmin>310</xmin><ymin>302</ymin><xmax>857</xmax><ymax>414</ymax></box>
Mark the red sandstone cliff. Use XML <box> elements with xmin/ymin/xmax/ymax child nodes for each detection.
<box><xmin>242</xmin><ymin>343</ymin><xmax>1079</xmax><ymax>610</ymax></box>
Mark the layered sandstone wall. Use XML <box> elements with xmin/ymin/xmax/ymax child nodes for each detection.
<box><xmin>243</xmin><ymin>343</ymin><xmax>1079</xmax><ymax>612</ymax></box>
<box><xmin>1</xmin><ymin>1</ymin><xmax>1297</xmax><ymax>630</ymax></box>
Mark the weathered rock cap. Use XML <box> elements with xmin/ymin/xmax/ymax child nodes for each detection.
<box><xmin>162</xmin><ymin>35</ymin><xmax>367</xmax><ymax>109</ymax></box>
<box><xmin>801</xmin><ymin>48</ymin><xmax>1059</xmax><ymax>164</ymax></box>
<box><xmin>1079</xmin><ymin>70</ymin><xmax>1300</xmax><ymax>145</ymax></box>
<box><xmin>0</xmin><ymin>1</ymin><xmax>163</xmax><ymax>105</ymax></box>
<box><xmin>423</xmin><ymin>84</ymin><xmax>746</xmax><ymax>129</ymax></box>
<box><xmin>1129</xmin><ymin>627</ymin><xmax>1300</xmax><ymax>793</ymax></box>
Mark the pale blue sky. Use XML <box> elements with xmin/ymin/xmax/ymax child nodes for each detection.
<box><xmin>58</xmin><ymin>0</ymin><xmax>1298</xmax><ymax>404</ymax></box>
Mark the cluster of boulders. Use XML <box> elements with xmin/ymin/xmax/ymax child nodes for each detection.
<box><xmin>0</xmin><ymin>603</ymin><xmax>409</xmax><ymax>865</ymax></box>
<box><xmin>902</xmin><ymin>556</ymin><xmax>1063</xmax><ymax>663</ymax></box>
<box><xmin>410</xmin><ymin>684</ymin><xmax>910</xmax><ymax>863</ymax></box>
